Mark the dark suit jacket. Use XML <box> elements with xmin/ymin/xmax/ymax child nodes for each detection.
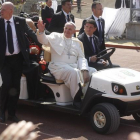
<box><xmin>48</xmin><ymin>11</ymin><xmax>75</xmax><ymax>33</ymax></box>
<box><xmin>41</xmin><ymin>6</ymin><xmax>54</xmax><ymax>29</ymax></box>
<box><xmin>115</xmin><ymin>0</ymin><xmax>130</xmax><ymax>8</ymax></box>
<box><xmin>78</xmin><ymin>33</ymin><xmax>100</xmax><ymax>64</ymax></box>
<box><xmin>78</xmin><ymin>15</ymin><xmax>106</xmax><ymax>52</ymax></box>
<box><xmin>0</xmin><ymin>16</ymin><xmax>38</xmax><ymax>71</ymax></box>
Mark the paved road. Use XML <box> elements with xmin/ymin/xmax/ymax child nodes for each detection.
<box><xmin>111</xmin><ymin>48</ymin><xmax>140</xmax><ymax>72</ymax></box>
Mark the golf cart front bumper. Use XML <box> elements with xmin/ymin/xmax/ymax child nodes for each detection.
<box><xmin>121</xmin><ymin>99</ymin><xmax>140</xmax><ymax>115</ymax></box>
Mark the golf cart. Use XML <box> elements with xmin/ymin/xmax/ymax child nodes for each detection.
<box><xmin>19</xmin><ymin>47</ymin><xmax>140</xmax><ymax>134</ymax></box>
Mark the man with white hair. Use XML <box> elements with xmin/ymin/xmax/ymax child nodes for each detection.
<box><xmin>37</xmin><ymin>21</ymin><xmax>96</xmax><ymax>108</ymax></box>
<box><xmin>0</xmin><ymin>2</ymin><xmax>39</xmax><ymax>123</ymax></box>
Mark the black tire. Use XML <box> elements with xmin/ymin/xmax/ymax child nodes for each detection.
<box><xmin>132</xmin><ymin>112</ymin><xmax>140</xmax><ymax>123</ymax></box>
<box><xmin>90</xmin><ymin>103</ymin><xmax>120</xmax><ymax>134</ymax></box>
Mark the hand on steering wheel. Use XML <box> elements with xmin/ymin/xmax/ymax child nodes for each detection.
<box><xmin>96</xmin><ymin>48</ymin><xmax>115</xmax><ymax>62</ymax></box>
<box><xmin>90</xmin><ymin>55</ymin><xmax>97</xmax><ymax>63</ymax></box>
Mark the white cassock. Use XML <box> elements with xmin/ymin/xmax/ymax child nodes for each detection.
<box><xmin>37</xmin><ymin>32</ymin><xmax>96</xmax><ymax>98</ymax></box>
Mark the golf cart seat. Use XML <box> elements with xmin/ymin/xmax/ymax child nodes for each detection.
<box><xmin>40</xmin><ymin>45</ymin><xmax>73</xmax><ymax>106</ymax></box>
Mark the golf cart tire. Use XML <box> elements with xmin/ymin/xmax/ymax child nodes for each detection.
<box><xmin>90</xmin><ymin>103</ymin><xmax>120</xmax><ymax>134</ymax></box>
<box><xmin>132</xmin><ymin>112</ymin><xmax>140</xmax><ymax>123</ymax></box>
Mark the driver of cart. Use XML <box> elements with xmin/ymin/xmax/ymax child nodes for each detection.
<box><xmin>78</xmin><ymin>19</ymin><xmax>109</xmax><ymax>71</ymax></box>
<box><xmin>37</xmin><ymin>21</ymin><xmax>97</xmax><ymax>108</ymax></box>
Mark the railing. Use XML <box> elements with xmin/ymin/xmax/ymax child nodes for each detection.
<box><xmin>75</xmin><ymin>30</ymin><xmax>140</xmax><ymax>50</ymax></box>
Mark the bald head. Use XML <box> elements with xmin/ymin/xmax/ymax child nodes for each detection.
<box><xmin>2</xmin><ymin>2</ymin><xmax>14</xmax><ymax>9</ymax></box>
<box><xmin>1</xmin><ymin>2</ymin><xmax>14</xmax><ymax>20</ymax></box>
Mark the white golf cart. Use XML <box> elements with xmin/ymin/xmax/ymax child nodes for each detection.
<box><xmin>18</xmin><ymin>48</ymin><xmax>140</xmax><ymax>134</ymax></box>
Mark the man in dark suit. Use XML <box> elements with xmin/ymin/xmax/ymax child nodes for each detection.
<box><xmin>78</xmin><ymin>19</ymin><xmax>108</xmax><ymax>70</ymax></box>
<box><xmin>41</xmin><ymin>0</ymin><xmax>54</xmax><ymax>29</ymax></box>
<box><xmin>48</xmin><ymin>0</ymin><xmax>75</xmax><ymax>33</ymax></box>
<box><xmin>0</xmin><ymin>2</ymin><xmax>39</xmax><ymax>123</ymax></box>
<box><xmin>78</xmin><ymin>1</ymin><xmax>105</xmax><ymax>52</ymax></box>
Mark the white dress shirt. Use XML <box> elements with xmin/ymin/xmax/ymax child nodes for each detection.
<box><xmin>5</xmin><ymin>16</ymin><xmax>20</xmax><ymax>56</ymax></box>
<box><xmin>62</xmin><ymin>10</ymin><xmax>72</xmax><ymax>22</ymax></box>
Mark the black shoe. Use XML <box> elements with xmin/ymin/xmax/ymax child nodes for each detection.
<box><xmin>8</xmin><ymin>115</ymin><xmax>20</xmax><ymax>122</ymax></box>
<box><xmin>0</xmin><ymin>113</ymin><xmax>5</xmax><ymax>123</ymax></box>
<box><xmin>73</xmin><ymin>101</ymin><xmax>81</xmax><ymax>109</ymax></box>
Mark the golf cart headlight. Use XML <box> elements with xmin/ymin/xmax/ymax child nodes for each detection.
<box><xmin>113</xmin><ymin>85</ymin><xmax>119</xmax><ymax>92</ymax></box>
<box><xmin>112</xmin><ymin>83</ymin><xmax>127</xmax><ymax>95</ymax></box>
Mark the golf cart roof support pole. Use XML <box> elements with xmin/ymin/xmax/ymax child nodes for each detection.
<box><xmin>130</xmin><ymin>0</ymin><xmax>132</xmax><ymax>22</ymax></box>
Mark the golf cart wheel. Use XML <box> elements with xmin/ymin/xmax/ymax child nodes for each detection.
<box><xmin>90</xmin><ymin>103</ymin><xmax>120</xmax><ymax>134</ymax></box>
<box><xmin>132</xmin><ymin>112</ymin><xmax>140</xmax><ymax>123</ymax></box>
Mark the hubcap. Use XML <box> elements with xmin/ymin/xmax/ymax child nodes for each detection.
<box><xmin>94</xmin><ymin>111</ymin><xmax>106</xmax><ymax>128</ymax></box>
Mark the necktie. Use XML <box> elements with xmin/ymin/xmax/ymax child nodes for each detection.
<box><xmin>89</xmin><ymin>37</ymin><xmax>96</xmax><ymax>53</ymax></box>
<box><xmin>67</xmin><ymin>15</ymin><xmax>70</xmax><ymax>22</ymax></box>
<box><xmin>97</xmin><ymin>19</ymin><xmax>102</xmax><ymax>44</ymax></box>
<box><xmin>7</xmin><ymin>21</ymin><xmax>14</xmax><ymax>54</ymax></box>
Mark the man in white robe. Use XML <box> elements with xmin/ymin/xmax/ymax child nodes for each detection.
<box><xmin>37</xmin><ymin>21</ymin><xmax>96</xmax><ymax>107</ymax></box>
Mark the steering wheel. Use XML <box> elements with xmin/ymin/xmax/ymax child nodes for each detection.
<box><xmin>96</xmin><ymin>47</ymin><xmax>116</xmax><ymax>67</ymax></box>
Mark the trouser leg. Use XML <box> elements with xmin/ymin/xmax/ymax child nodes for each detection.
<box><xmin>23</xmin><ymin>63</ymin><xmax>39</xmax><ymax>99</ymax></box>
<box><xmin>77</xmin><ymin>0</ymin><xmax>81</xmax><ymax>11</ymax></box>
<box><xmin>8</xmin><ymin>54</ymin><xmax>23</xmax><ymax>116</ymax></box>
<box><xmin>0</xmin><ymin>65</ymin><xmax>12</xmax><ymax>114</ymax></box>
<box><xmin>0</xmin><ymin>53</ymin><xmax>23</xmax><ymax>117</ymax></box>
